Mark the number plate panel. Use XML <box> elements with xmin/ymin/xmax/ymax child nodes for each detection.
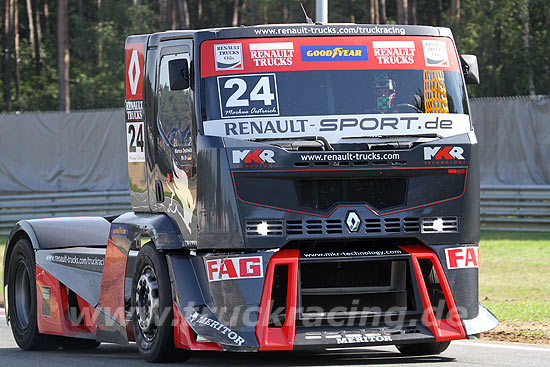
<box><xmin>217</xmin><ymin>73</ymin><xmax>280</xmax><ymax>118</ymax></box>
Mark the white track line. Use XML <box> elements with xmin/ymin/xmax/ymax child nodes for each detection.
<box><xmin>454</xmin><ymin>340</ymin><xmax>550</xmax><ymax>353</ymax></box>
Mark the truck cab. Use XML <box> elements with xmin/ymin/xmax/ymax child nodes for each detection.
<box><xmin>5</xmin><ymin>24</ymin><xmax>496</xmax><ymax>363</ymax></box>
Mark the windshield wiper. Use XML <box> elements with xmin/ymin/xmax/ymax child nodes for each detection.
<box><xmin>342</xmin><ymin>133</ymin><xmax>443</xmax><ymax>139</ymax></box>
<box><xmin>250</xmin><ymin>135</ymin><xmax>334</xmax><ymax>151</ymax></box>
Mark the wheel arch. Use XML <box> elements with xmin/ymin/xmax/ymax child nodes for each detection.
<box><xmin>112</xmin><ymin>212</ymin><xmax>189</xmax><ymax>252</ymax></box>
<box><xmin>4</xmin><ymin>222</ymin><xmax>39</xmax><ymax>323</ymax></box>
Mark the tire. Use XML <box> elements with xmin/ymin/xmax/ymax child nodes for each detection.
<box><xmin>59</xmin><ymin>337</ymin><xmax>101</xmax><ymax>350</ymax></box>
<box><xmin>132</xmin><ymin>242</ymin><xmax>191</xmax><ymax>363</ymax></box>
<box><xmin>396</xmin><ymin>341</ymin><xmax>451</xmax><ymax>356</ymax></box>
<box><xmin>7</xmin><ymin>238</ymin><xmax>60</xmax><ymax>351</ymax></box>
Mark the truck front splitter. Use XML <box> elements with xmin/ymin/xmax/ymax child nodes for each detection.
<box><xmin>169</xmin><ymin>244</ymin><xmax>492</xmax><ymax>351</ymax></box>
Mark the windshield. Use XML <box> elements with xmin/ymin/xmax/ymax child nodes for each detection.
<box><xmin>200</xmin><ymin>36</ymin><xmax>470</xmax><ymax>143</ymax></box>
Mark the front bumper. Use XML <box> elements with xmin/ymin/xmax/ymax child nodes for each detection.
<box><xmin>169</xmin><ymin>244</ymin><xmax>498</xmax><ymax>351</ymax></box>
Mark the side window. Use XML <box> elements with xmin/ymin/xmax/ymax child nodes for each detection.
<box><xmin>158</xmin><ymin>53</ymin><xmax>193</xmax><ymax>147</ymax></box>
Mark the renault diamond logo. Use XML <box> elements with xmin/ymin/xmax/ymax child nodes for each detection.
<box><xmin>346</xmin><ymin>211</ymin><xmax>361</xmax><ymax>232</ymax></box>
<box><xmin>128</xmin><ymin>49</ymin><xmax>140</xmax><ymax>95</ymax></box>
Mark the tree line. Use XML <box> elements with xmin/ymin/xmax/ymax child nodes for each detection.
<box><xmin>1</xmin><ymin>0</ymin><xmax>549</xmax><ymax>113</ymax></box>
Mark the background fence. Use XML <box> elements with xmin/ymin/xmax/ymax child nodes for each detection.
<box><xmin>480</xmin><ymin>185</ymin><xmax>550</xmax><ymax>232</ymax></box>
<box><xmin>0</xmin><ymin>191</ymin><xmax>131</xmax><ymax>236</ymax></box>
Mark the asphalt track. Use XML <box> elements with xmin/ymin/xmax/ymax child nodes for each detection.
<box><xmin>1</xmin><ymin>315</ymin><xmax>549</xmax><ymax>367</ymax></box>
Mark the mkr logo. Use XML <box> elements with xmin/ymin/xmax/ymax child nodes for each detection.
<box><xmin>424</xmin><ymin>146</ymin><xmax>465</xmax><ymax>160</ymax></box>
<box><xmin>232</xmin><ymin>149</ymin><xmax>276</xmax><ymax>164</ymax></box>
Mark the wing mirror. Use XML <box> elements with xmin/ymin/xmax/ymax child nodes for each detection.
<box><xmin>168</xmin><ymin>58</ymin><xmax>190</xmax><ymax>90</ymax></box>
<box><xmin>460</xmin><ymin>54</ymin><xmax>480</xmax><ymax>85</ymax></box>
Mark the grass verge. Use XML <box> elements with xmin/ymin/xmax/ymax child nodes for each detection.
<box><xmin>479</xmin><ymin>230</ymin><xmax>550</xmax><ymax>323</ymax></box>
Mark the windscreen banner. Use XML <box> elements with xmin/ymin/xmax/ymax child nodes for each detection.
<box><xmin>200</xmin><ymin>36</ymin><xmax>469</xmax><ymax>143</ymax></box>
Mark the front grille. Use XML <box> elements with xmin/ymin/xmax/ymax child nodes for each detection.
<box><xmin>384</xmin><ymin>218</ymin><xmax>401</xmax><ymax>233</ymax></box>
<box><xmin>295</xmin><ymin>178</ymin><xmax>407</xmax><ymax>211</ymax></box>
<box><xmin>365</xmin><ymin>219</ymin><xmax>382</xmax><ymax>233</ymax></box>
<box><xmin>246</xmin><ymin>217</ymin><xmax>457</xmax><ymax>237</ymax></box>
<box><xmin>285</xmin><ymin>219</ymin><xmax>343</xmax><ymax>235</ymax></box>
<box><xmin>288</xmin><ymin>217</ymin><xmax>423</xmax><ymax>236</ymax></box>
<box><xmin>404</xmin><ymin>217</ymin><xmax>421</xmax><ymax>232</ymax></box>
<box><xmin>363</xmin><ymin>217</ymin><xmax>422</xmax><ymax>234</ymax></box>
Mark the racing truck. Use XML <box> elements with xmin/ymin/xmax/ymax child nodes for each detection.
<box><xmin>3</xmin><ymin>23</ymin><xmax>498</xmax><ymax>363</ymax></box>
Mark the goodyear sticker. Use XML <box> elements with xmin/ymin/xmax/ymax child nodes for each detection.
<box><xmin>111</xmin><ymin>224</ymin><xmax>128</xmax><ymax>239</ymax></box>
<box><xmin>300</xmin><ymin>45</ymin><xmax>368</xmax><ymax>61</ymax></box>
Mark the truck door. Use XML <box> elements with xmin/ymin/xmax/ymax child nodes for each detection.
<box><xmin>152</xmin><ymin>40</ymin><xmax>197</xmax><ymax>246</ymax></box>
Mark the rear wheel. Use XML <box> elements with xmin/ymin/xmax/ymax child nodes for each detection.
<box><xmin>396</xmin><ymin>341</ymin><xmax>451</xmax><ymax>356</ymax></box>
<box><xmin>132</xmin><ymin>243</ymin><xmax>191</xmax><ymax>363</ymax></box>
<box><xmin>7</xmin><ymin>238</ymin><xmax>59</xmax><ymax>350</ymax></box>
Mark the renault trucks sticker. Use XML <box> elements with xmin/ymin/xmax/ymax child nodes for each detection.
<box><xmin>445</xmin><ymin>247</ymin><xmax>479</xmax><ymax>269</ymax></box>
<box><xmin>422</xmin><ymin>40</ymin><xmax>450</xmax><ymax>67</ymax></box>
<box><xmin>126</xmin><ymin>122</ymin><xmax>145</xmax><ymax>162</ymax></box>
<box><xmin>203</xmin><ymin>113</ymin><xmax>471</xmax><ymax>143</ymax></box>
<box><xmin>218</xmin><ymin>73</ymin><xmax>279</xmax><ymax>118</ymax></box>
<box><xmin>206</xmin><ymin>256</ymin><xmax>263</xmax><ymax>282</ymax></box>
<box><xmin>300</xmin><ymin>45</ymin><xmax>368</xmax><ymax>61</ymax></box>
<box><xmin>125</xmin><ymin>100</ymin><xmax>143</xmax><ymax>121</ymax></box>
<box><xmin>249</xmin><ymin>42</ymin><xmax>295</xmax><ymax>67</ymax></box>
<box><xmin>214</xmin><ymin>43</ymin><xmax>243</xmax><ymax>71</ymax></box>
<box><xmin>372</xmin><ymin>41</ymin><xmax>415</xmax><ymax>65</ymax></box>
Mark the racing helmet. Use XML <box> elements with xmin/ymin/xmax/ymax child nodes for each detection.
<box><xmin>372</xmin><ymin>72</ymin><xmax>396</xmax><ymax>111</ymax></box>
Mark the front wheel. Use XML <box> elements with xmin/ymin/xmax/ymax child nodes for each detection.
<box><xmin>132</xmin><ymin>242</ymin><xmax>191</xmax><ymax>363</ymax></box>
<box><xmin>7</xmin><ymin>238</ymin><xmax>60</xmax><ymax>350</ymax></box>
<box><xmin>396</xmin><ymin>341</ymin><xmax>451</xmax><ymax>356</ymax></box>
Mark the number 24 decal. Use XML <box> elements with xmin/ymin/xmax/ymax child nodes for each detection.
<box><xmin>126</xmin><ymin>122</ymin><xmax>145</xmax><ymax>162</ymax></box>
<box><xmin>128</xmin><ymin>123</ymin><xmax>144</xmax><ymax>152</ymax></box>
<box><xmin>224</xmin><ymin>76</ymin><xmax>275</xmax><ymax>107</ymax></box>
